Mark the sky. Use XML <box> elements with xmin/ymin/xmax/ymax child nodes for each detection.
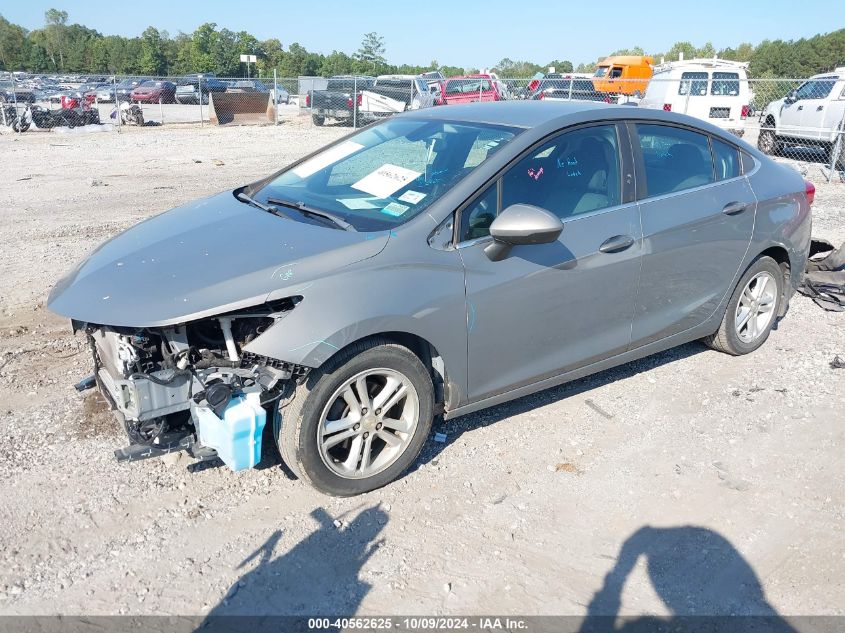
<box><xmin>1</xmin><ymin>0</ymin><xmax>840</xmax><ymax>68</ymax></box>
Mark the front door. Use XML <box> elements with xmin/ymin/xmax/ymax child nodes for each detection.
<box><xmin>630</xmin><ymin>123</ymin><xmax>756</xmax><ymax>347</ymax></box>
<box><xmin>458</xmin><ymin>123</ymin><xmax>642</xmax><ymax>401</ymax></box>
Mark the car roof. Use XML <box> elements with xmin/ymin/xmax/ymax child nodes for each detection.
<box><xmin>398</xmin><ymin>101</ymin><xmax>759</xmax><ymax>146</ymax></box>
<box><xmin>402</xmin><ymin>100</ymin><xmax>611</xmax><ymax>128</ymax></box>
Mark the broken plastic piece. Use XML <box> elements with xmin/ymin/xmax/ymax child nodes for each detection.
<box><xmin>434</xmin><ymin>432</ymin><xmax>447</xmax><ymax>443</ymax></box>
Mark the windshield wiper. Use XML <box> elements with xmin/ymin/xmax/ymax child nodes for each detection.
<box><xmin>267</xmin><ymin>197</ymin><xmax>356</xmax><ymax>232</ymax></box>
<box><xmin>236</xmin><ymin>191</ymin><xmax>292</xmax><ymax>219</ymax></box>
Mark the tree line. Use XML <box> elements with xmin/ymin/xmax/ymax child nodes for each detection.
<box><xmin>0</xmin><ymin>10</ymin><xmax>842</xmax><ymax>79</ymax></box>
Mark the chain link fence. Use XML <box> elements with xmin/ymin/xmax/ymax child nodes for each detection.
<box><xmin>2</xmin><ymin>72</ymin><xmax>843</xmax><ymax>180</ymax></box>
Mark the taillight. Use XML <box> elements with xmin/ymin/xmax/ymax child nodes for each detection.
<box><xmin>346</xmin><ymin>96</ymin><xmax>353</xmax><ymax>109</ymax></box>
<box><xmin>663</xmin><ymin>103</ymin><xmax>672</xmax><ymax>111</ymax></box>
<box><xmin>741</xmin><ymin>105</ymin><xmax>750</xmax><ymax>119</ymax></box>
<box><xmin>528</xmin><ymin>79</ymin><xmax>539</xmax><ymax>92</ymax></box>
<box><xmin>804</xmin><ymin>180</ymin><xmax>815</xmax><ymax>206</ymax></box>
<box><xmin>604</xmin><ymin>95</ymin><xmax>612</xmax><ymax>103</ymax></box>
<box><xmin>357</xmin><ymin>93</ymin><xmax>362</xmax><ymax>106</ymax></box>
<box><xmin>537</xmin><ymin>91</ymin><xmax>545</xmax><ymax>100</ymax></box>
<box><xmin>305</xmin><ymin>93</ymin><xmax>311</xmax><ymax>107</ymax></box>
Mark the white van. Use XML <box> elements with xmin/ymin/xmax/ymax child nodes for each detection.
<box><xmin>639</xmin><ymin>58</ymin><xmax>752</xmax><ymax>136</ymax></box>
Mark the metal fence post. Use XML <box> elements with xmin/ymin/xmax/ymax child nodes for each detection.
<box><xmin>353</xmin><ymin>76</ymin><xmax>358</xmax><ymax>129</ymax></box>
<box><xmin>199</xmin><ymin>75</ymin><xmax>204</xmax><ymax>127</ymax></box>
<box><xmin>274</xmin><ymin>69</ymin><xmax>279</xmax><ymax>125</ymax></box>
<box><xmin>159</xmin><ymin>97</ymin><xmax>164</xmax><ymax>126</ymax></box>
<box><xmin>113</xmin><ymin>75</ymin><xmax>122</xmax><ymax>133</ymax></box>
<box><xmin>11</xmin><ymin>73</ymin><xmax>20</xmax><ymax>134</ymax></box>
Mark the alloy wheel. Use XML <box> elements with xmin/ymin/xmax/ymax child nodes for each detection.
<box><xmin>734</xmin><ymin>272</ymin><xmax>777</xmax><ymax>343</ymax></box>
<box><xmin>317</xmin><ymin>368</ymin><xmax>420</xmax><ymax>479</ymax></box>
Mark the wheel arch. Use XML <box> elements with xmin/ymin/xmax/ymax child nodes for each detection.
<box><xmin>317</xmin><ymin>331</ymin><xmax>452</xmax><ymax>413</ymax></box>
<box><xmin>754</xmin><ymin>244</ymin><xmax>793</xmax><ymax>316</ymax></box>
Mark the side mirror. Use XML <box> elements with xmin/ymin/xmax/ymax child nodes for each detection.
<box><xmin>484</xmin><ymin>203</ymin><xmax>563</xmax><ymax>262</ymax></box>
<box><xmin>784</xmin><ymin>90</ymin><xmax>797</xmax><ymax>104</ymax></box>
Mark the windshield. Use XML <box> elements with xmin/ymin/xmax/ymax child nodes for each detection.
<box><xmin>594</xmin><ymin>66</ymin><xmax>609</xmax><ymax>78</ymax></box>
<box><xmin>257</xmin><ymin>117</ymin><xmax>520</xmax><ymax>231</ymax></box>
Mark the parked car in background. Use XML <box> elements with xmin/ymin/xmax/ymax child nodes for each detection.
<box><xmin>224</xmin><ymin>79</ymin><xmax>290</xmax><ymax>105</ymax></box>
<box><xmin>359</xmin><ymin>75</ymin><xmax>436</xmax><ymax>119</ymax></box>
<box><xmin>130</xmin><ymin>80</ymin><xmax>177</xmax><ymax>104</ymax></box>
<box><xmin>48</xmin><ymin>101</ymin><xmax>813</xmax><ymax>496</ymax></box>
<box><xmin>175</xmin><ymin>73</ymin><xmax>227</xmax><ymax>105</ymax></box>
<box><xmin>526</xmin><ymin>74</ymin><xmax>608</xmax><ymax>102</ymax></box>
<box><xmin>439</xmin><ymin>74</ymin><xmax>506</xmax><ymax>105</ymax></box>
<box><xmin>757</xmin><ymin>67</ymin><xmax>845</xmax><ymax>167</ymax></box>
<box><xmin>639</xmin><ymin>58</ymin><xmax>752</xmax><ymax>136</ymax></box>
<box><xmin>307</xmin><ymin>75</ymin><xmax>373</xmax><ymax>126</ymax></box>
<box><xmin>96</xmin><ymin>79</ymin><xmax>144</xmax><ymax>103</ymax></box>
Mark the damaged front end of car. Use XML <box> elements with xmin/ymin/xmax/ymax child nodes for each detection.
<box><xmin>76</xmin><ymin>298</ymin><xmax>307</xmax><ymax>470</ymax></box>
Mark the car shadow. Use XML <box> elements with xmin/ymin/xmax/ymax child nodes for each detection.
<box><xmin>414</xmin><ymin>341</ymin><xmax>707</xmax><ymax>469</ymax></box>
<box><xmin>197</xmin><ymin>506</ymin><xmax>387</xmax><ymax>631</ymax></box>
<box><xmin>577</xmin><ymin>525</ymin><xmax>799</xmax><ymax>632</ymax></box>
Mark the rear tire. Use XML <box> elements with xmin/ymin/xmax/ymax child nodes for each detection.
<box><xmin>312</xmin><ymin>113</ymin><xmax>325</xmax><ymax>126</ymax></box>
<box><xmin>275</xmin><ymin>339</ymin><xmax>434</xmax><ymax>496</ymax></box>
<box><xmin>703</xmin><ymin>256</ymin><xmax>783</xmax><ymax>355</ymax></box>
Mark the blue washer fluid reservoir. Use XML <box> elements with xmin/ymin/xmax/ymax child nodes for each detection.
<box><xmin>194</xmin><ymin>392</ymin><xmax>266</xmax><ymax>471</ymax></box>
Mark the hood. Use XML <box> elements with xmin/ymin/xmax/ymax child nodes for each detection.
<box><xmin>48</xmin><ymin>191</ymin><xmax>389</xmax><ymax>327</ymax></box>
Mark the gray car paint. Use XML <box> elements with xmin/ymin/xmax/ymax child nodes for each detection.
<box><xmin>47</xmin><ymin>101</ymin><xmax>812</xmax><ymax>419</ymax></box>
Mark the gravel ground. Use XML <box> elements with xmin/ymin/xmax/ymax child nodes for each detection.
<box><xmin>0</xmin><ymin>117</ymin><xmax>843</xmax><ymax>621</ymax></box>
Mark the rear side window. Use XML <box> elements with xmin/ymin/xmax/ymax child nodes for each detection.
<box><xmin>711</xmin><ymin>72</ymin><xmax>740</xmax><ymax>96</ymax></box>
<box><xmin>679</xmin><ymin>72</ymin><xmax>708</xmax><ymax>96</ymax></box>
<box><xmin>635</xmin><ymin>124</ymin><xmax>715</xmax><ymax>197</ymax></box>
<box><xmin>610</xmin><ymin>67</ymin><xmax>623</xmax><ymax>79</ymax></box>
<box><xmin>711</xmin><ymin>138</ymin><xmax>741</xmax><ymax>181</ymax></box>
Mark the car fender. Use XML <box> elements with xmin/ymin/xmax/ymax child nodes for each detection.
<box><xmin>242</xmin><ymin>230</ymin><xmax>469</xmax><ymax>408</ymax></box>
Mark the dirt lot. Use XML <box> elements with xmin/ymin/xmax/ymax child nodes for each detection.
<box><xmin>0</xmin><ymin>118</ymin><xmax>843</xmax><ymax>622</ymax></box>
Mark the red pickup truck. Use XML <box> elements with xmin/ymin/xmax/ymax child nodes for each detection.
<box><xmin>438</xmin><ymin>74</ymin><xmax>504</xmax><ymax>105</ymax></box>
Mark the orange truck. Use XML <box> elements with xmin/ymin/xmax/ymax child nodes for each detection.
<box><xmin>592</xmin><ymin>55</ymin><xmax>654</xmax><ymax>97</ymax></box>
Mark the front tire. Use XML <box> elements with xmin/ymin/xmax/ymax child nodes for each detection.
<box><xmin>276</xmin><ymin>339</ymin><xmax>434</xmax><ymax>496</ymax></box>
<box><xmin>312</xmin><ymin>113</ymin><xmax>325</xmax><ymax>126</ymax></box>
<box><xmin>757</xmin><ymin>127</ymin><xmax>778</xmax><ymax>155</ymax></box>
<box><xmin>703</xmin><ymin>256</ymin><xmax>783</xmax><ymax>355</ymax></box>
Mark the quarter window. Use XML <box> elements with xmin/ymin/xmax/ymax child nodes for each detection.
<box><xmin>501</xmin><ymin>125</ymin><xmax>621</xmax><ymax>221</ymax></box>
<box><xmin>679</xmin><ymin>72</ymin><xmax>708</xmax><ymax>96</ymax></box>
<box><xmin>635</xmin><ymin>124</ymin><xmax>715</xmax><ymax>197</ymax></box>
<box><xmin>711</xmin><ymin>138</ymin><xmax>741</xmax><ymax>181</ymax></box>
<box><xmin>459</xmin><ymin>184</ymin><xmax>498</xmax><ymax>241</ymax></box>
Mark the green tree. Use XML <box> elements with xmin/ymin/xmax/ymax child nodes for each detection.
<box><xmin>354</xmin><ymin>32</ymin><xmax>386</xmax><ymax>72</ymax></box>
<box><xmin>43</xmin><ymin>8</ymin><xmax>68</xmax><ymax>69</ymax></box>
<box><xmin>138</xmin><ymin>26</ymin><xmax>167</xmax><ymax>75</ymax></box>
<box><xmin>0</xmin><ymin>15</ymin><xmax>28</xmax><ymax>70</ymax></box>
<box><xmin>665</xmin><ymin>41</ymin><xmax>697</xmax><ymax>62</ymax></box>
<box><xmin>545</xmin><ymin>59</ymin><xmax>573</xmax><ymax>73</ymax></box>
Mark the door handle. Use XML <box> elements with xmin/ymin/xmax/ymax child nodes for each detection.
<box><xmin>722</xmin><ymin>201</ymin><xmax>748</xmax><ymax>216</ymax></box>
<box><xmin>599</xmin><ymin>235</ymin><xmax>635</xmax><ymax>253</ymax></box>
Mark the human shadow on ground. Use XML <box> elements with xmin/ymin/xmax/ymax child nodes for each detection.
<box><xmin>198</xmin><ymin>505</ymin><xmax>387</xmax><ymax>631</ymax></box>
<box><xmin>578</xmin><ymin>525</ymin><xmax>799</xmax><ymax>633</ymax></box>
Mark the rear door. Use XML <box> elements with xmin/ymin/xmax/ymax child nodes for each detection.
<box><xmin>629</xmin><ymin>123</ymin><xmax>756</xmax><ymax>347</ymax></box>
